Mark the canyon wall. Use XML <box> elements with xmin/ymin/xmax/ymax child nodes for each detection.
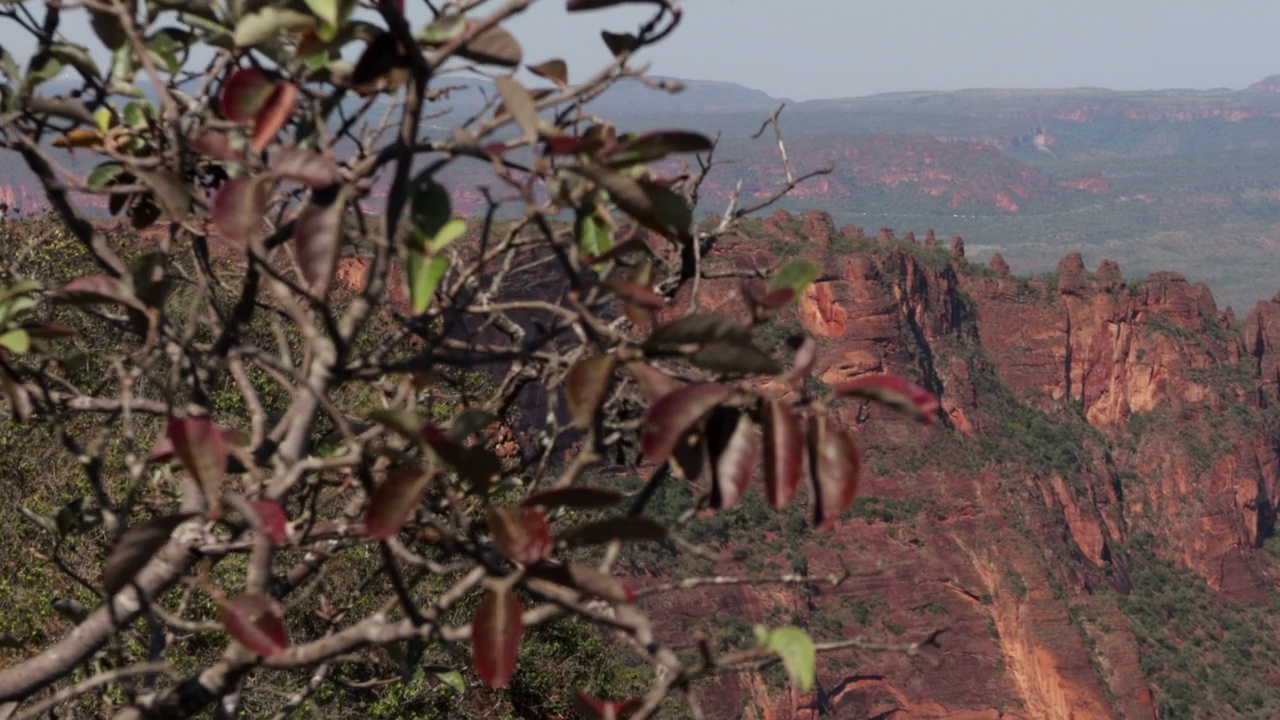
<box><xmin>648</xmin><ymin>210</ymin><xmax>1280</xmax><ymax>719</ymax></box>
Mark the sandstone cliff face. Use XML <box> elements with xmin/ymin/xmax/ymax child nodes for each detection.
<box><xmin>651</xmin><ymin>210</ymin><xmax>1280</xmax><ymax>719</ymax></box>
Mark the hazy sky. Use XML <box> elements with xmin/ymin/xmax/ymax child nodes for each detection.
<box><xmin>505</xmin><ymin>0</ymin><xmax>1280</xmax><ymax>100</ymax></box>
<box><xmin>13</xmin><ymin>0</ymin><xmax>1280</xmax><ymax>101</ymax></box>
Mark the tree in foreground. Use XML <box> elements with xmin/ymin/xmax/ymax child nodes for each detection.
<box><xmin>0</xmin><ymin>0</ymin><xmax>940</xmax><ymax>716</ymax></box>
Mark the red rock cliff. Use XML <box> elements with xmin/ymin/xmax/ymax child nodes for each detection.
<box><xmin>647</xmin><ymin>210</ymin><xmax>1280</xmax><ymax>719</ymax></box>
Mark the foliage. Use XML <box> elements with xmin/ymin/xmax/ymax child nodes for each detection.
<box><xmin>1119</xmin><ymin>533</ymin><xmax>1280</xmax><ymax>718</ymax></box>
<box><xmin>0</xmin><ymin>1</ymin><xmax>940</xmax><ymax>718</ymax></box>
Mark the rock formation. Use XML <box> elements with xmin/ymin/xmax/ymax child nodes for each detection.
<box><xmin>648</xmin><ymin>210</ymin><xmax>1280</xmax><ymax>719</ymax></box>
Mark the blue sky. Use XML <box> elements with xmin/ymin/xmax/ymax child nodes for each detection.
<box><xmin>13</xmin><ymin>0</ymin><xmax>1280</xmax><ymax>101</ymax></box>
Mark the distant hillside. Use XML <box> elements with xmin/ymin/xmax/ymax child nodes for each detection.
<box><xmin>8</xmin><ymin>73</ymin><xmax>1280</xmax><ymax>307</ymax></box>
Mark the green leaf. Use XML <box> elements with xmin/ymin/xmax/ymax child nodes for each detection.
<box><xmin>94</xmin><ymin>107</ymin><xmax>112</xmax><ymax>132</ymax></box>
<box><xmin>89</xmin><ymin>7</ymin><xmax>130</xmax><ymax>50</ymax></box>
<box><xmin>110</xmin><ymin>45</ymin><xmax>137</xmax><ymax>86</ymax></box>
<box><xmin>407</xmin><ymin>252</ymin><xmax>448</xmax><ymax>315</ymax></box>
<box><xmin>456</xmin><ymin>23</ymin><xmax>522</xmax><ymax>67</ymax></box>
<box><xmin>0</xmin><ymin>328</ymin><xmax>30</xmax><ymax>353</ymax></box>
<box><xmin>438</xmin><ymin>411</ymin><xmax>490</xmax><ymax>444</ymax></box>
<box><xmin>234</xmin><ymin>7</ymin><xmax>316</xmax><ymax>47</ymax></box>
<box><xmin>0</xmin><ymin>43</ymin><xmax>19</xmax><ymax>82</ymax></box>
<box><xmin>302</xmin><ymin>0</ymin><xmax>339</xmax><ymax>27</ymax></box>
<box><xmin>575</xmin><ymin>212</ymin><xmax>612</xmax><ymax>260</ymax></box>
<box><xmin>527</xmin><ymin>58</ymin><xmax>568</xmax><ymax>86</ymax></box>
<box><xmin>146</xmin><ymin>28</ymin><xmax>193</xmax><ymax>74</ymax></box>
<box><xmin>755</xmin><ymin>626</ymin><xmax>816</xmax><ymax>691</ymax></box>
<box><xmin>435</xmin><ymin>670</ymin><xmax>465</xmax><ymax>694</ymax></box>
<box><xmin>0</xmin><ymin>279</ymin><xmax>40</xmax><ymax>306</ymax></box>
<box><xmin>367</xmin><ymin>409</ymin><xmax>424</xmax><ymax>442</ymax></box>
<box><xmin>23</xmin><ymin>52</ymin><xmax>63</xmax><ymax>94</ymax></box>
<box><xmin>573</xmin><ymin>164</ymin><xmax>691</xmax><ymax>242</ymax></box>
<box><xmin>55</xmin><ymin>497</ymin><xmax>103</xmax><ymax>536</ymax></box>
<box><xmin>19</xmin><ymin>506</ymin><xmax>58</xmax><ymax>535</ymax></box>
<box><xmin>48</xmin><ymin>42</ymin><xmax>100</xmax><ymax>80</ymax></box>
<box><xmin>427</xmin><ymin>218</ymin><xmax>466</xmax><ymax>254</ymax></box>
<box><xmin>418</xmin><ymin>14</ymin><xmax>467</xmax><ymax>45</ymax></box>
<box><xmin>767</xmin><ymin>258</ymin><xmax>820</xmax><ymax>302</ymax></box>
<box><xmin>494</xmin><ymin>76</ymin><xmax>540</xmax><ymax>141</ymax></box>
<box><xmin>51</xmin><ymin>598</ymin><xmax>88</xmax><ymax>624</ymax></box>
<box><xmin>408</xmin><ymin>173</ymin><xmax>451</xmax><ymax>241</ymax></box>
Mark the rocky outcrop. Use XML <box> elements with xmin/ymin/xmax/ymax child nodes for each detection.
<box><xmin>644</xmin><ymin>211</ymin><xmax>1280</xmax><ymax>719</ymax></box>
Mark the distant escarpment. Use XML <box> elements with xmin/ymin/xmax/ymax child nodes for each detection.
<box><xmin>644</xmin><ymin>209</ymin><xmax>1280</xmax><ymax>719</ymax></box>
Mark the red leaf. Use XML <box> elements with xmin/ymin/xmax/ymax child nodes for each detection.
<box><xmin>103</xmin><ymin>513</ymin><xmax>198</xmax><ymax>595</ymax></box>
<box><xmin>221</xmin><ymin>67</ymin><xmax>275</xmax><ymax>123</ymax></box>
<box><xmin>55</xmin><ymin>274</ymin><xmax>144</xmax><ymax>311</ymax></box>
<box><xmin>708</xmin><ymin>410</ymin><xmax>760</xmax><ymax>511</ymax></box>
<box><xmin>21</xmin><ymin>322</ymin><xmax>78</xmax><ymax>339</ymax></box>
<box><xmin>521</xmin><ymin>487</ymin><xmax>622</xmax><ymax>511</ymax></box>
<box><xmin>251</xmin><ymin>81</ymin><xmax>298</xmax><ymax>153</ymax></box>
<box><xmin>189</xmin><ymin>130</ymin><xmax>243</xmax><ymax>161</ymax></box>
<box><xmin>581</xmin><ymin>232</ymin><xmax>653</xmax><ymax>266</ymax></box>
<box><xmin>487</xmin><ymin>506</ymin><xmax>551</xmax><ymax>565</ymax></box>
<box><xmin>365</xmin><ymin>466</ymin><xmax>434</xmax><ymax>540</ymax></box>
<box><xmin>529</xmin><ymin>563</ymin><xmax>634</xmax><ymax>603</ymax></box>
<box><xmin>544</xmin><ymin>135</ymin><xmax>604</xmax><ymax>156</ymax></box>
<box><xmin>690</xmin><ymin>341</ymin><xmax>782</xmax><ymax>375</ymax></box>
<box><xmin>249</xmin><ymin>500</ymin><xmax>288</xmax><ymax>544</ymax></box>
<box><xmin>600</xmin><ymin>279</ymin><xmax>665</xmax><ymax>310</ymax></box>
<box><xmin>808</xmin><ymin>415</ymin><xmax>861</xmax><ymax>531</ymax></box>
<box><xmin>835</xmin><ymin>374</ymin><xmax>940</xmax><ymax>423</ymax></box>
<box><xmin>565</xmin><ymin>354</ymin><xmax>615</xmax><ymax>428</ymax></box>
<box><xmin>573</xmin><ymin>691</ymin><xmax>644</xmax><ymax>720</ymax></box>
<box><xmin>420</xmin><ymin>424</ymin><xmax>502</xmax><ymax>493</ymax></box>
<box><xmin>608</xmin><ymin>129</ymin><xmax>714</xmax><ymax>166</ymax></box>
<box><xmin>293</xmin><ymin>189</ymin><xmax>345</xmax><ymax>294</ymax></box>
<box><xmin>785</xmin><ymin>336</ymin><xmax>817</xmax><ymax>384</ymax></box>
<box><xmin>167</xmin><ymin>416</ymin><xmax>228</xmax><ymax>506</ymax></box>
<box><xmin>271</xmin><ymin>147</ymin><xmax>338</xmax><ymax>187</ymax></box>
<box><xmin>472</xmin><ymin>586</ymin><xmax>522</xmax><ymax>688</ymax></box>
<box><xmin>573</xmin><ymin>164</ymin><xmax>692</xmax><ymax>242</ymax></box>
<box><xmin>745</xmin><ymin>282</ymin><xmax>795</xmax><ymax>313</ymax></box>
<box><xmin>625</xmin><ymin>362</ymin><xmax>684</xmax><ymax>403</ymax></box>
<box><xmin>147</xmin><ymin>426</ymin><xmax>242</xmax><ymax>464</ymax></box>
<box><xmin>644</xmin><ymin>314</ymin><xmax>752</xmax><ymax>349</ymax></box>
<box><xmin>212</xmin><ymin>176</ymin><xmax>272</xmax><ymax>244</ymax></box>
<box><xmin>221</xmin><ymin>592</ymin><xmax>289</xmax><ymax>657</ymax></box>
<box><xmin>761</xmin><ymin>398</ymin><xmax>802</xmax><ymax>510</ymax></box>
<box><xmin>640</xmin><ymin>383</ymin><xmax>732</xmax><ymax>464</ymax></box>
<box><xmin>559</xmin><ymin>517</ymin><xmax>667</xmax><ymax>546</ymax></box>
